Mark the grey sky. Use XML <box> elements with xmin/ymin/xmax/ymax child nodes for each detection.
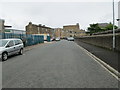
<box><xmin>0</xmin><ymin>0</ymin><xmax>119</xmax><ymax>30</ymax></box>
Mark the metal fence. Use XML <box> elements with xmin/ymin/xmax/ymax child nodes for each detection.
<box><xmin>0</xmin><ymin>33</ymin><xmax>44</xmax><ymax>47</ymax></box>
<box><xmin>47</xmin><ymin>36</ymin><xmax>51</xmax><ymax>42</ymax></box>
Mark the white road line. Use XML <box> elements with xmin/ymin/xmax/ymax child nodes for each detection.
<box><xmin>0</xmin><ymin>62</ymin><xmax>2</xmax><ymax>89</ymax></box>
<box><xmin>75</xmin><ymin>42</ymin><xmax>120</xmax><ymax>81</ymax></box>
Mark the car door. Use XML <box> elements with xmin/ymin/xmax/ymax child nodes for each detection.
<box><xmin>6</xmin><ymin>40</ymin><xmax>15</xmax><ymax>56</ymax></box>
<box><xmin>14</xmin><ymin>40</ymin><xmax>21</xmax><ymax>53</ymax></box>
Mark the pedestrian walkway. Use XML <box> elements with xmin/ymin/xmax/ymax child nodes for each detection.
<box><xmin>75</xmin><ymin>40</ymin><xmax>119</xmax><ymax>72</ymax></box>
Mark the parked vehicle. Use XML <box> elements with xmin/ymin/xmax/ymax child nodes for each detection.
<box><xmin>55</xmin><ymin>37</ymin><xmax>60</xmax><ymax>41</ymax></box>
<box><xmin>67</xmin><ymin>37</ymin><xmax>74</xmax><ymax>41</ymax></box>
<box><xmin>0</xmin><ymin>38</ymin><xmax>24</xmax><ymax>61</ymax></box>
<box><xmin>51</xmin><ymin>37</ymin><xmax>55</xmax><ymax>41</ymax></box>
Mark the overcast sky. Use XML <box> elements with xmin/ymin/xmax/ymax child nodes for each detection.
<box><xmin>0</xmin><ymin>0</ymin><xmax>119</xmax><ymax>30</ymax></box>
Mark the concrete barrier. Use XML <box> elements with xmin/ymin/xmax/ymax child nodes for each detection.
<box><xmin>77</xmin><ymin>34</ymin><xmax>120</xmax><ymax>51</ymax></box>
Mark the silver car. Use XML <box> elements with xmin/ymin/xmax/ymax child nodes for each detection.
<box><xmin>67</xmin><ymin>37</ymin><xmax>74</xmax><ymax>41</ymax></box>
<box><xmin>0</xmin><ymin>38</ymin><xmax>24</xmax><ymax>61</ymax></box>
<box><xmin>55</xmin><ymin>37</ymin><xmax>60</xmax><ymax>41</ymax></box>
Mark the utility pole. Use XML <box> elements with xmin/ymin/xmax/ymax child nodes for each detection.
<box><xmin>113</xmin><ymin>0</ymin><xmax>115</xmax><ymax>50</ymax></box>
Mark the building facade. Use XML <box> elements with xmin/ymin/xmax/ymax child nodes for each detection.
<box><xmin>118</xmin><ymin>1</ymin><xmax>120</xmax><ymax>28</ymax></box>
<box><xmin>63</xmin><ymin>23</ymin><xmax>86</xmax><ymax>38</ymax></box>
<box><xmin>98</xmin><ymin>23</ymin><xmax>109</xmax><ymax>29</ymax></box>
<box><xmin>54</xmin><ymin>28</ymin><xmax>63</xmax><ymax>38</ymax></box>
<box><xmin>26</xmin><ymin>22</ymin><xmax>54</xmax><ymax>37</ymax></box>
<box><xmin>5</xmin><ymin>29</ymin><xmax>26</xmax><ymax>34</ymax></box>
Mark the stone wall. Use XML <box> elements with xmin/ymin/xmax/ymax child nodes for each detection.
<box><xmin>77</xmin><ymin>34</ymin><xmax>120</xmax><ymax>51</ymax></box>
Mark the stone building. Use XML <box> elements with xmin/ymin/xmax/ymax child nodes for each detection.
<box><xmin>98</xmin><ymin>23</ymin><xmax>109</xmax><ymax>29</ymax></box>
<box><xmin>54</xmin><ymin>28</ymin><xmax>63</xmax><ymax>38</ymax></box>
<box><xmin>26</xmin><ymin>22</ymin><xmax>54</xmax><ymax>37</ymax></box>
<box><xmin>63</xmin><ymin>23</ymin><xmax>86</xmax><ymax>38</ymax></box>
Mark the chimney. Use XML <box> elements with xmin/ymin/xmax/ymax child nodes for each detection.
<box><xmin>76</xmin><ymin>23</ymin><xmax>80</xmax><ymax>29</ymax></box>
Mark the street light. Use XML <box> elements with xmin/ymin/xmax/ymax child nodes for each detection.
<box><xmin>116</xmin><ymin>19</ymin><xmax>120</xmax><ymax>21</ymax></box>
<box><xmin>113</xmin><ymin>0</ymin><xmax>115</xmax><ymax>50</ymax></box>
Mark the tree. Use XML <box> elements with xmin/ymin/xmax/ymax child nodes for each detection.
<box><xmin>87</xmin><ymin>23</ymin><xmax>102</xmax><ymax>34</ymax></box>
<box><xmin>87</xmin><ymin>22</ymin><xmax>118</xmax><ymax>34</ymax></box>
<box><xmin>104</xmin><ymin>22</ymin><xmax>118</xmax><ymax>30</ymax></box>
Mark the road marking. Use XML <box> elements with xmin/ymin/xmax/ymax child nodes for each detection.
<box><xmin>0</xmin><ymin>62</ymin><xmax>2</xmax><ymax>89</ymax></box>
<box><xmin>75</xmin><ymin>42</ymin><xmax>120</xmax><ymax>81</ymax></box>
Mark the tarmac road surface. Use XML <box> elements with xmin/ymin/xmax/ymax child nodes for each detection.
<box><xmin>2</xmin><ymin>40</ymin><xmax>119</xmax><ymax>88</ymax></box>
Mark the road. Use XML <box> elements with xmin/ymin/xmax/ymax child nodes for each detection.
<box><xmin>75</xmin><ymin>40</ymin><xmax>119</xmax><ymax>71</ymax></box>
<box><xmin>2</xmin><ymin>40</ymin><xmax>118</xmax><ymax>88</ymax></box>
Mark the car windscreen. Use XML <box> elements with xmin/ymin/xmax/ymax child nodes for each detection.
<box><xmin>68</xmin><ymin>37</ymin><xmax>73</xmax><ymax>39</ymax></box>
<box><xmin>0</xmin><ymin>40</ymin><xmax>9</xmax><ymax>47</ymax></box>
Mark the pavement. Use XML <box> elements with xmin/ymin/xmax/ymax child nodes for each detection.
<box><xmin>75</xmin><ymin>40</ymin><xmax>119</xmax><ymax>72</ymax></box>
<box><xmin>24</xmin><ymin>41</ymin><xmax>54</xmax><ymax>52</ymax></box>
<box><xmin>2</xmin><ymin>40</ymin><xmax>119</xmax><ymax>88</ymax></box>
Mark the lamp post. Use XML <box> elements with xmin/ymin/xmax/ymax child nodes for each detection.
<box><xmin>113</xmin><ymin>0</ymin><xmax>115</xmax><ymax>50</ymax></box>
<box><xmin>116</xmin><ymin>19</ymin><xmax>120</xmax><ymax>21</ymax></box>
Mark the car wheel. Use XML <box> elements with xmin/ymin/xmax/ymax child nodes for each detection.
<box><xmin>19</xmin><ymin>49</ymin><xmax>23</xmax><ymax>55</ymax></box>
<box><xmin>2</xmin><ymin>52</ymin><xmax>8</xmax><ymax>61</ymax></box>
